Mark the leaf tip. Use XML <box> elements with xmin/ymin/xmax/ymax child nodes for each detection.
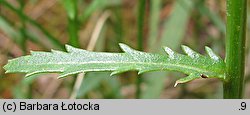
<box><xmin>51</xmin><ymin>49</ymin><xmax>57</xmax><ymax>53</ymax></box>
<box><xmin>163</xmin><ymin>47</ymin><xmax>175</xmax><ymax>59</ymax></box>
<box><xmin>65</xmin><ymin>44</ymin><xmax>79</xmax><ymax>53</ymax></box>
<box><xmin>174</xmin><ymin>82</ymin><xmax>179</xmax><ymax>87</ymax></box>
<box><xmin>110</xmin><ymin>72</ymin><xmax>117</xmax><ymax>76</ymax></box>
<box><xmin>57</xmin><ymin>73</ymin><xmax>71</xmax><ymax>79</ymax></box>
<box><xmin>59</xmin><ymin>70</ymin><xmax>84</xmax><ymax>79</ymax></box>
<box><xmin>138</xmin><ymin>68</ymin><xmax>154</xmax><ymax>74</ymax></box>
<box><xmin>57</xmin><ymin>76</ymin><xmax>65</xmax><ymax>79</ymax></box>
<box><xmin>205</xmin><ymin>46</ymin><xmax>220</xmax><ymax>61</ymax></box>
<box><xmin>110</xmin><ymin>70</ymin><xmax>124</xmax><ymax>76</ymax></box>
<box><xmin>58</xmin><ymin>74</ymin><xmax>70</xmax><ymax>79</ymax></box>
<box><xmin>4</xmin><ymin>70</ymin><xmax>10</xmax><ymax>74</ymax></box>
<box><xmin>119</xmin><ymin>43</ymin><xmax>134</xmax><ymax>53</ymax></box>
<box><xmin>30</xmin><ymin>50</ymin><xmax>35</xmax><ymax>55</ymax></box>
<box><xmin>3</xmin><ymin>64</ymin><xmax>8</xmax><ymax>70</ymax></box>
<box><xmin>25</xmin><ymin>73</ymin><xmax>33</xmax><ymax>78</ymax></box>
<box><xmin>181</xmin><ymin>45</ymin><xmax>200</xmax><ymax>58</ymax></box>
<box><xmin>3</xmin><ymin>61</ymin><xmax>13</xmax><ymax>73</ymax></box>
<box><xmin>137</xmin><ymin>71</ymin><xmax>143</xmax><ymax>75</ymax></box>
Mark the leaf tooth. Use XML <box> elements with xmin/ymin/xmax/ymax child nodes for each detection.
<box><xmin>59</xmin><ymin>71</ymin><xmax>82</xmax><ymax>79</ymax></box>
<box><xmin>174</xmin><ymin>73</ymin><xmax>200</xmax><ymax>87</ymax></box>
<box><xmin>51</xmin><ymin>49</ymin><xmax>65</xmax><ymax>54</ymax></box>
<box><xmin>110</xmin><ymin>71</ymin><xmax>123</xmax><ymax>76</ymax></box>
<box><xmin>30</xmin><ymin>51</ymin><xmax>50</xmax><ymax>56</ymax></box>
<box><xmin>3</xmin><ymin>63</ymin><xmax>10</xmax><ymax>72</ymax></box>
<box><xmin>30</xmin><ymin>50</ymin><xmax>36</xmax><ymax>55</ymax></box>
<box><xmin>65</xmin><ymin>44</ymin><xmax>75</xmax><ymax>52</ymax></box>
<box><xmin>181</xmin><ymin>45</ymin><xmax>200</xmax><ymax>58</ymax></box>
<box><xmin>4</xmin><ymin>70</ymin><xmax>10</xmax><ymax>73</ymax></box>
<box><xmin>119</xmin><ymin>43</ymin><xmax>136</xmax><ymax>54</ymax></box>
<box><xmin>65</xmin><ymin>44</ymin><xmax>87</xmax><ymax>53</ymax></box>
<box><xmin>163</xmin><ymin>47</ymin><xmax>175</xmax><ymax>59</ymax></box>
<box><xmin>205</xmin><ymin>46</ymin><xmax>221</xmax><ymax>61</ymax></box>
<box><xmin>138</xmin><ymin>68</ymin><xmax>157</xmax><ymax>74</ymax></box>
<box><xmin>25</xmin><ymin>69</ymin><xmax>64</xmax><ymax>78</ymax></box>
<box><xmin>25</xmin><ymin>71</ymin><xmax>40</xmax><ymax>78</ymax></box>
<box><xmin>110</xmin><ymin>68</ymin><xmax>132</xmax><ymax>76</ymax></box>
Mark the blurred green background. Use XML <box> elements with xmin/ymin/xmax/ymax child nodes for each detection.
<box><xmin>0</xmin><ymin>0</ymin><xmax>249</xmax><ymax>99</ymax></box>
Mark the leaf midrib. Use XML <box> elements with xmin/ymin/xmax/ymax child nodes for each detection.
<box><xmin>19</xmin><ymin>61</ymin><xmax>217</xmax><ymax>74</ymax></box>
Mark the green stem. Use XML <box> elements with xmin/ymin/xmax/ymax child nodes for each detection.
<box><xmin>223</xmin><ymin>0</ymin><xmax>246</xmax><ymax>98</ymax></box>
<box><xmin>113</xmin><ymin>9</ymin><xmax>123</xmax><ymax>44</ymax></box>
<box><xmin>137</xmin><ymin>0</ymin><xmax>146</xmax><ymax>51</ymax></box>
<box><xmin>68</xmin><ymin>16</ymin><xmax>79</xmax><ymax>47</ymax></box>
<box><xmin>136</xmin><ymin>0</ymin><xmax>146</xmax><ymax>98</ymax></box>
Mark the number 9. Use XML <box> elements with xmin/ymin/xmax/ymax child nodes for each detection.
<box><xmin>241</xmin><ymin>102</ymin><xmax>246</xmax><ymax>110</ymax></box>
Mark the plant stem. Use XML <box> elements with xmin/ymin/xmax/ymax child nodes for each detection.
<box><xmin>136</xmin><ymin>0</ymin><xmax>146</xmax><ymax>98</ymax></box>
<box><xmin>223</xmin><ymin>0</ymin><xmax>246</xmax><ymax>98</ymax></box>
<box><xmin>137</xmin><ymin>0</ymin><xmax>146</xmax><ymax>51</ymax></box>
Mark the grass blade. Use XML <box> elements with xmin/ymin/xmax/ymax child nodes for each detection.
<box><xmin>61</xmin><ymin>0</ymin><xmax>79</xmax><ymax>47</ymax></box>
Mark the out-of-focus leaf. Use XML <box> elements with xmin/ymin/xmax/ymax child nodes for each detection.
<box><xmin>61</xmin><ymin>0</ymin><xmax>77</xmax><ymax>20</ymax></box>
<box><xmin>160</xmin><ymin>0</ymin><xmax>194</xmax><ymax>49</ymax></box>
<box><xmin>79</xmin><ymin>0</ymin><xmax>121</xmax><ymax>23</ymax></box>
<box><xmin>60</xmin><ymin>0</ymin><xmax>79</xmax><ymax>47</ymax></box>
<box><xmin>12</xmin><ymin>83</ymin><xmax>30</xmax><ymax>99</ymax></box>
<box><xmin>0</xmin><ymin>16</ymin><xmax>52</xmax><ymax>50</ymax></box>
<box><xmin>12</xmin><ymin>74</ymin><xmax>40</xmax><ymax>99</ymax></box>
<box><xmin>0</xmin><ymin>16</ymin><xmax>22</xmax><ymax>44</ymax></box>
<box><xmin>104</xmin><ymin>76</ymin><xmax>121</xmax><ymax>98</ymax></box>
<box><xmin>197</xmin><ymin>1</ymin><xmax>226</xmax><ymax>34</ymax></box>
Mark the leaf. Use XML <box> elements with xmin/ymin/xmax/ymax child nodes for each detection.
<box><xmin>79</xmin><ymin>0</ymin><xmax>121</xmax><ymax>23</ymax></box>
<box><xmin>0</xmin><ymin>16</ymin><xmax>22</xmax><ymax>45</ymax></box>
<box><xmin>4</xmin><ymin>43</ymin><xmax>226</xmax><ymax>86</ymax></box>
<box><xmin>61</xmin><ymin>0</ymin><xmax>77</xmax><ymax>20</ymax></box>
<box><xmin>60</xmin><ymin>0</ymin><xmax>79</xmax><ymax>47</ymax></box>
<box><xmin>197</xmin><ymin>1</ymin><xmax>225</xmax><ymax>34</ymax></box>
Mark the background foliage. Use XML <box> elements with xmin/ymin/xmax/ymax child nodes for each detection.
<box><xmin>0</xmin><ymin>0</ymin><xmax>249</xmax><ymax>99</ymax></box>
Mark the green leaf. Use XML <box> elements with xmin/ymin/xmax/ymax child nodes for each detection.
<box><xmin>0</xmin><ymin>16</ymin><xmax>22</xmax><ymax>44</ymax></box>
<box><xmin>60</xmin><ymin>0</ymin><xmax>79</xmax><ymax>47</ymax></box>
<box><xmin>4</xmin><ymin>44</ymin><xmax>226</xmax><ymax>86</ymax></box>
<box><xmin>61</xmin><ymin>0</ymin><xmax>77</xmax><ymax>20</ymax></box>
<box><xmin>79</xmin><ymin>0</ymin><xmax>121</xmax><ymax>23</ymax></box>
<box><xmin>197</xmin><ymin>1</ymin><xmax>225</xmax><ymax>34</ymax></box>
